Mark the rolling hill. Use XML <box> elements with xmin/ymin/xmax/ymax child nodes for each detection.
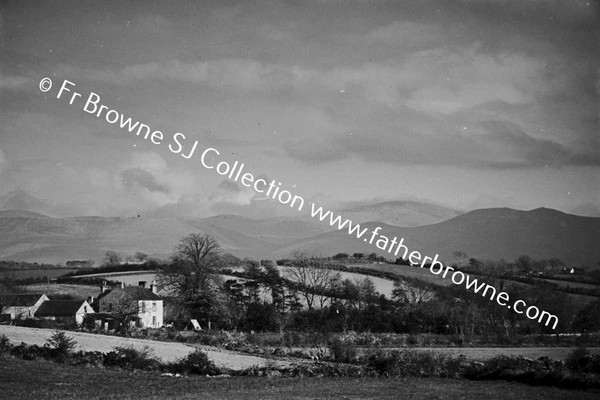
<box><xmin>0</xmin><ymin>206</ymin><xmax>598</xmax><ymax>267</ymax></box>
<box><xmin>277</xmin><ymin>207</ymin><xmax>600</xmax><ymax>267</ymax></box>
<box><xmin>337</xmin><ymin>200</ymin><xmax>461</xmax><ymax>227</ymax></box>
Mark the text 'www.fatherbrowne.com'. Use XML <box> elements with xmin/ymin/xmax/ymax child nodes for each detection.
<box><xmin>39</xmin><ymin>76</ymin><xmax>559</xmax><ymax>330</ymax></box>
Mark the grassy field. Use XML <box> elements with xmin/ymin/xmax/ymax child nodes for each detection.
<box><xmin>1</xmin><ymin>357</ymin><xmax>598</xmax><ymax>400</ymax></box>
<box><xmin>355</xmin><ymin>263</ymin><xmax>457</xmax><ymax>286</ymax></box>
<box><xmin>18</xmin><ymin>283</ymin><xmax>101</xmax><ymax>299</ymax></box>
<box><xmin>0</xmin><ymin>268</ymin><xmax>78</xmax><ymax>280</ymax></box>
<box><xmin>354</xmin><ymin>263</ymin><xmax>598</xmax><ymax>309</ymax></box>
<box><xmin>0</xmin><ymin>325</ymin><xmax>289</xmax><ymax>369</ymax></box>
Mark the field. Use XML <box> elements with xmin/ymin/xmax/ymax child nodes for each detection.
<box><xmin>0</xmin><ymin>268</ymin><xmax>78</xmax><ymax>280</ymax></box>
<box><xmin>0</xmin><ymin>325</ymin><xmax>290</xmax><ymax>370</ymax></box>
<box><xmin>354</xmin><ymin>263</ymin><xmax>599</xmax><ymax>309</ymax></box>
<box><xmin>356</xmin><ymin>263</ymin><xmax>457</xmax><ymax>286</ymax></box>
<box><xmin>1</xmin><ymin>357</ymin><xmax>598</xmax><ymax>400</ymax></box>
<box><xmin>18</xmin><ymin>283</ymin><xmax>102</xmax><ymax>299</ymax></box>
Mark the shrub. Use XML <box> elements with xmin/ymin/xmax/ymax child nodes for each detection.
<box><xmin>10</xmin><ymin>343</ymin><xmax>52</xmax><ymax>360</ymax></box>
<box><xmin>198</xmin><ymin>334</ymin><xmax>221</xmax><ymax>347</ymax></box>
<box><xmin>170</xmin><ymin>349</ymin><xmax>220</xmax><ymax>375</ymax></box>
<box><xmin>565</xmin><ymin>347</ymin><xmax>600</xmax><ymax>374</ymax></box>
<box><xmin>367</xmin><ymin>350</ymin><xmax>403</xmax><ymax>376</ymax></box>
<box><xmin>366</xmin><ymin>350</ymin><xmax>463</xmax><ymax>378</ymax></box>
<box><xmin>0</xmin><ymin>334</ymin><xmax>11</xmax><ymax>356</ymax></box>
<box><xmin>105</xmin><ymin>345</ymin><xmax>160</xmax><ymax>371</ymax></box>
<box><xmin>46</xmin><ymin>330</ymin><xmax>77</xmax><ymax>360</ymax></box>
<box><xmin>462</xmin><ymin>354</ymin><xmax>600</xmax><ymax>389</ymax></box>
<box><xmin>329</xmin><ymin>338</ymin><xmax>357</xmax><ymax>363</ymax></box>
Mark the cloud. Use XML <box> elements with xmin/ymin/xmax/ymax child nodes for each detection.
<box><xmin>0</xmin><ymin>74</ymin><xmax>31</xmax><ymax>90</ymax></box>
<box><xmin>209</xmin><ymin>179</ymin><xmax>255</xmax><ymax>206</ymax></box>
<box><xmin>0</xmin><ymin>147</ymin><xmax>6</xmax><ymax>175</ymax></box>
<box><xmin>59</xmin><ymin>58</ymin><xmax>298</xmax><ymax>91</ymax></box>
<box><xmin>120</xmin><ymin>167</ymin><xmax>171</xmax><ymax>194</ymax></box>
<box><xmin>478</xmin><ymin>120</ymin><xmax>573</xmax><ymax>167</ymax></box>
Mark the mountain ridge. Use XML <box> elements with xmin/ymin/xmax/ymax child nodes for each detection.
<box><xmin>0</xmin><ymin>205</ymin><xmax>598</xmax><ymax>267</ymax></box>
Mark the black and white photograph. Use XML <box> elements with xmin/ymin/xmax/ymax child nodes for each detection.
<box><xmin>0</xmin><ymin>1</ymin><xmax>599</xmax><ymax>399</ymax></box>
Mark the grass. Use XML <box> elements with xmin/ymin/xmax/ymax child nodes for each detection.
<box><xmin>0</xmin><ymin>358</ymin><xmax>598</xmax><ymax>400</ymax></box>
<box><xmin>354</xmin><ymin>263</ymin><xmax>598</xmax><ymax>309</ymax></box>
<box><xmin>354</xmin><ymin>262</ymin><xmax>463</xmax><ymax>286</ymax></box>
<box><xmin>0</xmin><ymin>268</ymin><xmax>78</xmax><ymax>280</ymax></box>
<box><xmin>18</xmin><ymin>283</ymin><xmax>101</xmax><ymax>298</ymax></box>
<box><xmin>360</xmin><ymin>347</ymin><xmax>600</xmax><ymax>361</ymax></box>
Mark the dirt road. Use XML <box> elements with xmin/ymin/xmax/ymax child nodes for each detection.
<box><xmin>0</xmin><ymin>325</ymin><xmax>290</xmax><ymax>371</ymax></box>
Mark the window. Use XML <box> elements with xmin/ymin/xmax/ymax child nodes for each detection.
<box><xmin>141</xmin><ymin>302</ymin><xmax>146</xmax><ymax>313</ymax></box>
<box><xmin>108</xmin><ymin>303</ymin><xmax>113</xmax><ymax>312</ymax></box>
<box><xmin>152</xmin><ymin>316</ymin><xmax>157</xmax><ymax>327</ymax></box>
<box><xmin>152</xmin><ymin>302</ymin><xmax>157</xmax><ymax>312</ymax></box>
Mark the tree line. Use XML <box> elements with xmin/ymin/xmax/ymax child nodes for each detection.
<box><xmin>155</xmin><ymin>233</ymin><xmax>600</xmax><ymax>341</ymax></box>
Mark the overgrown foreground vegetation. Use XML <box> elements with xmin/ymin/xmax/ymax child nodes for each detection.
<box><xmin>1</xmin><ymin>358</ymin><xmax>598</xmax><ymax>400</ymax></box>
<box><xmin>1</xmin><ymin>332</ymin><xmax>600</xmax><ymax>393</ymax></box>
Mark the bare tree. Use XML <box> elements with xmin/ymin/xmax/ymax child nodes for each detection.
<box><xmin>158</xmin><ymin>234</ymin><xmax>227</xmax><ymax>325</ymax></box>
<box><xmin>104</xmin><ymin>251</ymin><xmax>122</xmax><ymax>266</ymax></box>
<box><xmin>286</xmin><ymin>251</ymin><xmax>340</xmax><ymax>310</ymax></box>
<box><xmin>452</xmin><ymin>250</ymin><xmax>468</xmax><ymax>268</ymax></box>
<box><xmin>392</xmin><ymin>279</ymin><xmax>431</xmax><ymax>307</ymax></box>
<box><xmin>134</xmin><ymin>252</ymin><xmax>149</xmax><ymax>262</ymax></box>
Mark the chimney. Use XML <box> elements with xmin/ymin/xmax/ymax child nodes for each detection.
<box><xmin>87</xmin><ymin>295</ymin><xmax>94</xmax><ymax>305</ymax></box>
<box><xmin>138</xmin><ymin>281</ymin><xmax>147</xmax><ymax>288</ymax></box>
<box><xmin>150</xmin><ymin>280</ymin><xmax>158</xmax><ymax>294</ymax></box>
<box><xmin>101</xmin><ymin>281</ymin><xmax>108</xmax><ymax>293</ymax></box>
<box><xmin>120</xmin><ymin>281</ymin><xmax>125</xmax><ymax>289</ymax></box>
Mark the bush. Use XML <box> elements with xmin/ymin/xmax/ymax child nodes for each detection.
<box><xmin>104</xmin><ymin>345</ymin><xmax>160</xmax><ymax>371</ymax></box>
<box><xmin>46</xmin><ymin>330</ymin><xmax>77</xmax><ymax>360</ymax></box>
<box><xmin>463</xmin><ymin>354</ymin><xmax>600</xmax><ymax>389</ymax></box>
<box><xmin>10</xmin><ymin>343</ymin><xmax>52</xmax><ymax>360</ymax></box>
<box><xmin>0</xmin><ymin>334</ymin><xmax>10</xmax><ymax>354</ymax></box>
<box><xmin>170</xmin><ymin>349</ymin><xmax>220</xmax><ymax>375</ymax></box>
<box><xmin>565</xmin><ymin>347</ymin><xmax>600</xmax><ymax>374</ymax></box>
<box><xmin>329</xmin><ymin>338</ymin><xmax>357</xmax><ymax>363</ymax></box>
<box><xmin>197</xmin><ymin>334</ymin><xmax>221</xmax><ymax>347</ymax></box>
<box><xmin>366</xmin><ymin>350</ymin><xmax>463</xmax><ymax>378</ymax></box>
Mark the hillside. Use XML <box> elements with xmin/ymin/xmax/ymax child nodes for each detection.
<box><xmin>0</xmin><ymin>210</ymin><xmax>327</xmax><ymax>263</ymax></box>
<box><xmin>0</xmin><ymin>207</ymin><xmax>598</xmax><ymax>267</ymax></box>
<box><xmin>277</xmin><ymin>208</ymin><xmax>600</xmax><ymax>267</ymax></box>
<box><xmin>337</xmin><ymin>201</ymin><xmax>461</xmax><ymax>227</ymax></box>
<box><xmin>0</xmin><ymin>211</ymin><xmax>277</xmax><ymax>262</ymax></box>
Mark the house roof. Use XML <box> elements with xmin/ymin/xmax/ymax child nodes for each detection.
<box><xmin>121</xmin><ymin>286</ymin><xmax>162</xmax><ymax>301</ymax></box>
<box><xmin>2</xmin><ymin>293</ymin><xmax>46</xmax><ymax>307</ymax></box>
<box><xmin>35</xmin><ymin>300</ymin><xmax>91</xmax><ymax>317</ymax></box>
<box><xmin>99</xmin><ymin>286</ymin><xmax>162</xmax><ymax>302</ymax></box>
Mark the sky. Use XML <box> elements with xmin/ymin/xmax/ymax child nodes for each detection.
<box><xmin>0</xmin><ymin>0</ymin><xmax>599</xmax><ymax>220</ymax></box>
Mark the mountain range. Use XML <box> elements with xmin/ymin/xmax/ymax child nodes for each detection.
<box><xmin>0</xmin><ymin>202</ymin><xmax>598</xmax><ymax>268</ymax></box>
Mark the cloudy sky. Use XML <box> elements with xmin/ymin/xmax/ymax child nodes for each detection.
<box><xmin>0</xmin><ymin>0</ymin><xmax>598</xmax><ymax>219</ymax></box>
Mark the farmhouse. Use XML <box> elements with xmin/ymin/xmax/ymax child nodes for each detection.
<box><xmin>35</xmin><ymin>300</ymin><xmax>94</xmax><ymax>325</ymax></box>
<box><xmin>1</xmin><ymin>293</ymin><xmax>49</xmax><ymax>320</ymax></box>
<box><xmin>96</xmin><ymin>282</ymin><xmax>163</xmax><ymax>328</ymax></box>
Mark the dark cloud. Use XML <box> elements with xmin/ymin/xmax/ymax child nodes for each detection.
<box><xmin>120</xmin><ymin>168</ymin><xmax>170</xmax><ymax>194</ymax></box>
<box><xmin>217</xmin><ymin>180</ymin><xmax>241</xmax><ymax>193</ymax></box>
<box><xmin>283</xmin><ymin>137</ymin><xmax>347</xmax><ymax>163</ymax></box>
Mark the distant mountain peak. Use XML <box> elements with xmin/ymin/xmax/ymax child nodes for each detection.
<box><xmin>0</xmin><ymin>209</ymin><xmax>51</xmax><ymax>219</ymax></box>
<box><xmin>337</xmin><ymin>200</ymin><xmax>462</xmax><ymax>227</ymax></box>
